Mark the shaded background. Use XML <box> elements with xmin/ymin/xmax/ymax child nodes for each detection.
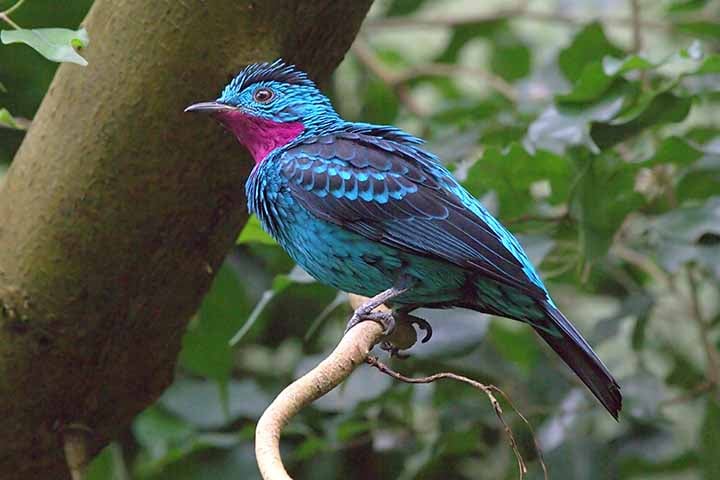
<box><xmin>2</xmin><ymin>0</ymin><xmax>719</xmax><ymax>478</ymax></box>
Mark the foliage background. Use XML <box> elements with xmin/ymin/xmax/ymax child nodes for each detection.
<box><xmin>2</xmin><ymin>0</ymin><xmax>720</xmax><ymax>478</ymax></box>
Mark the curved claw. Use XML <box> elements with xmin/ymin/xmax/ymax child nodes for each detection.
<box><xmin>407</xmin><ymin>314</ymin><xmax>433</xmax><ymax>343</ymax></box>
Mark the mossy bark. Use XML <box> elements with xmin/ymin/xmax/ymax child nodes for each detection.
<box><xmin>0</xmin><ymin>0</ymin><xmax>372</xmax><ymax>478</ymax></box>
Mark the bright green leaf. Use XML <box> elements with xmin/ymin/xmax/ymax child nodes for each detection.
<box><xmin>0</xmin><ymin>107</ymin><xmax>22</xmax><ymax>129</ymax></box>
<box><xmin>1</xmin><ymin>27</ymin><xmax>89</xmax><ymax>65</ymax></box>
<box><xmin>236</xmin><ymin>215</ymin><xmax>276</xmax><ymax>245</ymax></box>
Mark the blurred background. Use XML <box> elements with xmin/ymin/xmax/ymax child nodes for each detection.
<box><xmin>2</xmin><ymin>0</ymin><xmax>720</xmax><ymax>478</ymax></box>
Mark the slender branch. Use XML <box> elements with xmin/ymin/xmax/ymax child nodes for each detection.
<box><xmin>687</xmin><ymin>267</ymin><xmax>720</xmax><ymax>390</ymax></box>
<box><xmin>394</xmin><ymin>63</ymin><xmax>517</xmax><ymax>103</ymax></box>
<box><xmin>364</xmin><ymin>8</ymin><xmax>670</xmax><ymax>32</ymax></box>
<box><xmin>0</xmin><ymin>0</ymin><xmax>25</xmax><ymax>29</ymax></box>
<box><xmin>629</xmin><ymin>0</ymin><xmax>643</xmax><ymax>53</ymax></box>
<box><xmin>0</xmin><ymin>12</ymin><xmax>21</xmax><ymax>29</ymax></box>
<box><xmin>366</xmin><ymin>356</ymin><xmax>548</xmax><ymax>480</ymax></box>
<box><xmin>255</xmin><ymin>319</ymin><xmax>386</xmax><ymax>480</ymax></box>
<box><xmin>1</xmin><ymin>0</ymin><xmax>26</xmax><ymax>16</ymax></box>
<box><xmin>256</xmin><ymin>293</ymin><xmax>543</xmax><ymax>479</ymax></box>
<box><xmin>351</xmin><ymin>38</ymin><xmax>429</xmax><ymax>118</ymax></box>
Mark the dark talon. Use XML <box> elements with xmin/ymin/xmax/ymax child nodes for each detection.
<box><xmin>407</xmin><ymin>314</ymin><xmax>433</xmax><ymax>343</ymax></box>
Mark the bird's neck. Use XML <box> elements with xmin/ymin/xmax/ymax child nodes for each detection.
<box><xmin>215</xmin><ymin>110</ymin><xmax>304</xmax><ymax>164</ymax></box>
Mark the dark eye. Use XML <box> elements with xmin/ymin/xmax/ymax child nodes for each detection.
<box><xmin>253</xmin><ymin>87</ymin><xmax>274</xmax><ymax>103</ymax></box>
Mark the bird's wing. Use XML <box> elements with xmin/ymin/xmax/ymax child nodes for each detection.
<box><xmin>278</xmin><ymin>131</ymin><xmax>547</xmax><ymax>300</ymax></box>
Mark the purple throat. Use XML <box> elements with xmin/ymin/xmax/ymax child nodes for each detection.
<box><xmin>215</xmin><ymin>110</ymin><xmax>304</xmax><ymax>164</ymax></box>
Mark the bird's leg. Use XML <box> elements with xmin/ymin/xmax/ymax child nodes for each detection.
<box><xmin>344</xmin><ymin>283</ymin><xmax>411</xmax><ymax>335</ymax></box>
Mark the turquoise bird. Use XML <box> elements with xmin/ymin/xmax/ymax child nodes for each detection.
<box><xmin>186</xmin><ymin>60</ymin><xmax>621</xmax><ymax>418</ymax></box>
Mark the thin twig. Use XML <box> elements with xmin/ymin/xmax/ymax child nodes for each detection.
<box><xmin>364</xmin><ymin>8</ymin><xmax>670</xmax><ymax>32</ymax></box>
<box><xmin>659</xmin><ymin>381</ymin><xmax>713</xmax><ymax>407</ymax></box>
<box><xmin>352</xmin><ymin>37</ymin><xmax>518</xmax><ymax>115</ymax></box>
<box><xmin>351</xmin><ymin>38</ymin><xmax>429</xmax><ymax>118</ymax></box>
<box><xmin>687</xmin><ymin>267</ymin><xmax>720</xmax><ymax>389</ymax></box>
<box><xmin>0</xmin><ymin>0</ymin><xmax>26</xmax><ymax>29</ymax></box>
<box><xmin>629</xmin><ymin>0</ymin><xmax>643</xmax><ymax>53</ymax></box>
<box><xmin>394</xmin><ymin>63</ymin><xmax>517</xmax><ymax>103</ymax></box>
<box><xmin>366</xmin><ymin>355</ymin><xmax>548</xmax><ymax>480</ymax></box>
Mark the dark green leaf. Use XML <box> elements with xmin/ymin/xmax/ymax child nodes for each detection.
<box><xmin>558</xmin><ymin>22</ymin><xmax>624</xmax><ymax>83</ymax></box>
<box><xmin>161</xmin><ymin>378</ymin><xmax>270</xmax><ymax>428</ymax></box>
<box><xmin>464</xmin><ymin>144</ymin><xmax>570</xmax><ymax>218</ymax></box>
<box><xmin>180</xmin><ymin>263</ymin><xmax>251</xmax><ymax>382</ymax></box>
<box><xmin>591</xmin><ymin>91</ymin><xmax>692</xmax><ymax>149</ymax></box>
<box><xmin>701</xmin><ymin>398</ymin><xmax>720</xmax><ymax>479</ymax></box>
<box><xmin>386</xmin><ymin>0</ymin><xmax>428</xmax><ymax>16</ymax></box>
<box><xmin>490</xmin><ymin>34</ymin><xmax>530</xmax><ymax>81</ymax></box>
<box><xmin>436</xmin><ymin>20</ymin><xmax>505</xmax><ymax>63</ymax></box>
<box><xmin>571</xmin><ymin>153</ymin><xmax>644</xmax><ymax>262</ymax></box>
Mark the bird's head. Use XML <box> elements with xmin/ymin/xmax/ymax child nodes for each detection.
<box><xmin>186</xmin><ymin>60</ymin><xmax>338</xmax><ymax>164</ymax></box>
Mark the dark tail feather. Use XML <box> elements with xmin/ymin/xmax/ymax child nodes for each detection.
<box><xmin>534</xmin><ymin>301</ymin><xmax>622</xmax><ymax>419</ymax></box>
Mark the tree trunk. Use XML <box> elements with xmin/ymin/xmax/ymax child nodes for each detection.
<box><xmin>0</xmin><ymin>1</ymin><xmax>372</xmax><ymax>478</ymax></box>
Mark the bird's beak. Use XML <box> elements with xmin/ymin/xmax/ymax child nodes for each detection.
<box><xmin>184</xmin><ymin>101</ymin><xmax>236</xmax><ymax>113</ymax></box>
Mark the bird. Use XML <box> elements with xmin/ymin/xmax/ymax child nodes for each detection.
<box><xmin>185</xmin><ymin>59</ymin><xmax>622</xmax><ymax>419</ymax></box>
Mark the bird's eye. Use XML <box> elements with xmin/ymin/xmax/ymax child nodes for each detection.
<box><xmin>253</xmin><ymin>87</ymin><xmax>274</xmax><ymax>103</ymax></box>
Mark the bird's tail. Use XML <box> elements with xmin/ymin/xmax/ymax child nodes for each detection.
<box><xmin>533</xmin><ymin>300</ymin><xmax>622</xmax><ymax>419</ymax></box>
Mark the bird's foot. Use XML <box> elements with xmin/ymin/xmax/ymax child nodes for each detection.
<box><xmin>345</xmin><ymin>310</ymin><xmax>396</xmax><ymax>336</ymax></box>
<box><xmin>377</xmin><ymin>311</ymin><xmax>434</xmax><ymax>359</ymax></box>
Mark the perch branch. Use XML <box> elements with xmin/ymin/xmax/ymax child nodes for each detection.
<box><xmin>255</xmin><ymin>315</ymin><xmax>385</xmax><ymax>480</ymax></box>
<box><xmin>256</xmin><ymin>294</ymin><xmax>544</xmax><ymax>479</ymax></box>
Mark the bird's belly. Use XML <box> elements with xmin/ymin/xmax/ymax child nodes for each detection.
<box><xmin>275</xmin><ymin>205</ymin><xmax>466</xmax><ymax>304</ymax></box>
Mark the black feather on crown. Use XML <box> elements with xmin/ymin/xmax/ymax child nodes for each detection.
<box><xmin>227</xmin><ymin>59</ymin><xmax>315</xmax><ymax>92</ymax></box>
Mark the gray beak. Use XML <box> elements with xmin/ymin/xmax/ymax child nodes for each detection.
<box><xmin>184</xmin><ymin>101</ymin><xmax>235</xmax><ymax>113</ymax></box>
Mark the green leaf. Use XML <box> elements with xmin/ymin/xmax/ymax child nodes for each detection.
<box><xmin>557</xmin><ymin>62</ymin><xmax>617</xmax><ymax>103</ymax></box>
<box><xmin>571</xmin><ymin>153</ymin><xmax>644</xmax><ymax>263</ymax></box>
<box><xmin>236</xmin><ymin>215</ymin><xmax>276</xmax><ymax>245</ymax></box>
<box><xmin>558</xmin><ymin>22</ymin><xmax>624</xmax><ymax>83</ymax></box>
<box><xmin>386</xmin><ymin>0</ymin><xmax>428</xmax><ymax>16</ymax></box>
<box><xmin>179</xmin><ymin>262</ymin><xmax>251</xmax><ymax>383</ymax></box>
<box><xmin>591</xmin><ymin>91</ymin><xmax>692</xmax><ymax>149</ymax></box>
<box><xmin>1</xmin><ymin>27</ymin><xmax>89</xmax><ymax>65</ymax></box>
<box><xmin>490</xmin><ymin>34</ymin><xmax>530</xmax><ymax>81</ymax></box>
<box><xmin>435</xmin><ymin>20</ymin><xmax>505</xmax><ymax>63</ymax></box>
<box><xmin>463</xmin><ymin>144</ymin><xmax>570</xmax><ymax>218</ymax></box>
<box><xmin>133</xmin><ymin>406</ymin><xmax>195</xmax><ymax>461</ymax></box>
<box><xmin>667</xmin><ymin>0</ymin><xmax>709</xmax><ymax>12</ymax></box>
<box><xmin>0</xmin><ymin>107</ymin><xmax>22</xmax><ymax>129</ymax></box>
<box><xmin>647</xmin><ymin>196</ymin><xmax>720</xmax><ymax>277</ymax></box>
<box><xmin>526</xmin><ymin>91</ymin><xmax>626</xmax><ymax>154</ymax></box>
<box><xmin>675</xmin><ymin>21</ymin><xmax>720</xmax><ymax>39</ymax></box>
<box><xmin>489</xmin><ymin>322</ymin><xmax>541</xmax><ymax>375</ymax></box>
<box><xmin>160</xmin><ymin>378</ymin><xmax>270</xmax><ymax>428</ymax></box>
<box><xmin>701</xmin><ymin>398</ymin><xmax>720</xmax><ymax>479</ymax></box>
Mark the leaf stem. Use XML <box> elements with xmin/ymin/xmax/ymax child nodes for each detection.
<box><xmin>0</xmin><ymin>0</ymin><xmax>26</xmax><ymax>29</ymax></box>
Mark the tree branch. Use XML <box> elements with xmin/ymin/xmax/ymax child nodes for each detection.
<box><xmin>255</xmin><ymin>320</ymin><xmax>386</xmax><ymax>480</ymax></box>
<box><xmin>256</xmin><ymin>294</ymin><xmax>545</xmax><ymax>480</ymax></box>
<box><xmin>0</xmin><ymin>1</ymin><xmax>372</xmax><ymax>478</ymax></box>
